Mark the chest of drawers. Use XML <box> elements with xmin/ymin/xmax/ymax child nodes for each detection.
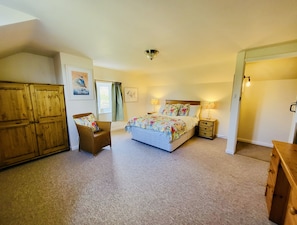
<box><xmin>197</xmin><ymin>119</ymin><xmax>216</xmax><ymax>140</ymax></box>
<box><xmin>265</xmin><ymin>141</ymin><xmax>297</xmax><ymax>225</ymax></box>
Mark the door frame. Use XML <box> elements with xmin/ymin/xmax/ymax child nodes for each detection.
<box><xmin>226</xmin><ymin>40</ymin><xmax>297</xmax><ymax>154</ymax></box>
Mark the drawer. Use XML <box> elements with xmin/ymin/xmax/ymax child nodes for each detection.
<box><xmin>270</xmin><ymin>147</ymin><xmax>280</xmax><ymax>165</ymax></box>
<box><xmin>265</xmin><ymin>183</ymin><xmax>275</xmax><ymax>214</ymax></box>
<box><xmin>199</xmin><ymin>120</ymin><xmax>214</xmax><ymax>127</ymax></box>
<box><xmin>199</xmin><ymin>130</ymin><xmax>213</xmax><ymax>138</ymax></box>
<box><xmin>265</xmin><ymin>147</ymin><xmax>280</xmax><ymax>215</ymax></box>
<box><xmin>267</xmin><ymin>169</ymin><xmax>277</xmax><ymax>189</ymax></box>
<box><xmin>199</xmin><ymin>126</ymin><xmax>213</xmax><ymax>132</ymax></box>
<box><xmin>285</xmin><ymin>188</ymin><xmax>297</xmax><ymax>225</ymax></box>
<box><xmin>267</xmin><ymin>153</ymin><xmax>279</xmax><ymax>184</ymax></box>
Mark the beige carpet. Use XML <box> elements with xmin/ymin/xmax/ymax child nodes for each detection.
<box><xmin>236</xmin><ymin>141</ymin><xmax>272</xmax><ymax>162</ymax></box>
<box><xmin>0</xmin><ymin>130</ymin><xmax>276</xmax><ymax>225</ymax></box>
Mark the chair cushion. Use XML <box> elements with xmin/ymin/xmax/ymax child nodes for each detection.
<box><xmin>74</xmin><ymin>113</ymin><xmax>100</xmax><ymax>132</ymax></box>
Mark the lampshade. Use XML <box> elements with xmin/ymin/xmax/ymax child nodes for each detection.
<box><xmin>205</xmin><ymin>101</ymin><xmax>215</xmax><ymax>119</ymax></box>
<box><xmin>205</xmin><ymin>102</ymin><xmax>215</xmax><ymax>109</ymax></box>
<box><xmin>150</xmin><ymin>99</ymin><xmax>159</xmax><ymax>105</ymax></box>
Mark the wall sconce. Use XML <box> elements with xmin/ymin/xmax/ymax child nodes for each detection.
<box><xmin>145</xmin><ymin>49</ymin><xmax>159</xmax><ymax>60</ymax></box>
<box><xmin>150</xmin><ymin>98</ymin><xmax>160</xmax><ymax>112</ymax></box>
<box><xmin>244</xmin><ymin>75</ymin><xmax>251</xmax><ymax>87</ymax></box>
<box><xmin>205</xmin><ymin>102</ymin><xmax>215</xmax><ymax>119</ymax></box>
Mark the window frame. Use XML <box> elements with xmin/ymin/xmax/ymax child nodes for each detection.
<box><xmin>95</xmin><ymin>81</ymin><xmax>112</xmax><ymax>114</ymax></box>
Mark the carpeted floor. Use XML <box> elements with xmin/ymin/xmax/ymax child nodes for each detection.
<box><xmin>236</xmin><ymin>141</ymin><xmax>272</xmax><ymax>162</ymax></box>
<box><xmin>0</xmin><ymin>129</ymin><xmax>276</xmax><ymax>225</ymax></box>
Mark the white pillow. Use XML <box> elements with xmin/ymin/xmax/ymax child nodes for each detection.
<box><xmin>158</xmin><ymin>105</ymin><xmax>165</xmax><ymax>114</ymax></box>
<box><xmin>188</xmin><ymin>105</ymin><xmax>201</xmax><ymax>117</ymax></box>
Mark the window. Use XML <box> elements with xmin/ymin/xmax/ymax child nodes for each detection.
<box><xmin>95</xmin><ymin>81</ymin><xmax>112</xmax><ymax>114</ymax></box>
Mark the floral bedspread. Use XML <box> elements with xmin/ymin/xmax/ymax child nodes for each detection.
<box><xmin>125</xmin><ymin>115</ymin><xmax>187</xmax><ymax>141</ymax></box>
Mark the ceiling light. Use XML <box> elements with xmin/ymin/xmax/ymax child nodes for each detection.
<box><xmin>145</xmin><ymin>49</ymin><xmax>159</xmax><ymax>60</ymax></box>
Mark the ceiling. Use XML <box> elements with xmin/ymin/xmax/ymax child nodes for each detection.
<box><xmin>245</xmin><ymin>57</ymin><xmax>297</xmax><ymax>81</ymax></box>
<box><xmin>0</xmin><ymin>0</ymin><xmax>297</xmax><ymax>75</ymax></box>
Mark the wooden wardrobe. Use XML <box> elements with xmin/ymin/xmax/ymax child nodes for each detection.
<box><xmin>0</xmin><ymin>82</ymin><xmax>69</xmax><ymax>169</ymax></box>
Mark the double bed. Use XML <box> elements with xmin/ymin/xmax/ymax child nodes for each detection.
<box><xmin>125</xmin><ymin>100</ymin><xmax>201</xmax><ymax>152</ymax></box>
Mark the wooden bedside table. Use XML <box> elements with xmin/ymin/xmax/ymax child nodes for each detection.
<box><xmin>198</xmin><ymin>118</ymin><xmax>216</xmax><ymax>140</ymax></box>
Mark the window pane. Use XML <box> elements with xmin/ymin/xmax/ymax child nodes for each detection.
<box><xmin>100</xmin><ymin>87</ymin><xmax>110</xmax><ymax>109</ymax></box>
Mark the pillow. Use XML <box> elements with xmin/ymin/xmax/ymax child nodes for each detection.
<box><xmin>178</xmin><ymin>104</ymin><xmax>190</xmax><ymax>116</ymax></box>
<box><xmin>161</xmin><ymin>104</ymin><xmax>181</xmax><ymax>116</ymax></box>
<box><xmin>74</xmin><ymin>113</ymin><xmax>100</xmax><ymax>132</ymax></box>
<box><xmin>188</xmin><ymin>105</ymin><xmax>201</xmax><ymax>117</ymax></box>
<box><xmin>158</xmin><ymin>105</ymin><xmax>165</xmax><ymax>114</ymax></box>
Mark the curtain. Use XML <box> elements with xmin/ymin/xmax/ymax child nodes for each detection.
<box><xmin>112</xmin><ymin>82</ymin><xmax>124</xmax><ymax>121</ymax></box>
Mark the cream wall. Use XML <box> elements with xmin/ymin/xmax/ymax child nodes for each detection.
<box><xmin>238</xmin><ymin>79</ymin><xmax>297</xmax><ymax>147</ymax></box>
<box><xmin>0</xmin><ymin>52</ymin><xmax>56</xmax><ymax>83</ymax></box>
<box><xmin>54</xmin><ymin>52</ymin><xmax>96</xmax><ymax>150</ymax></box>
<box><xmin>146</xmin><ymin>59</ymin><xmax>235</xmax><ymax>85</ymax></box>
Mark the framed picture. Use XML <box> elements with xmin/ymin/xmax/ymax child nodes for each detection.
<box><xmin>66</xmin><ymin>66</ymin><xmax>94</xmax><ymax>100</ymax></box>
<box><xmin>124</xmin><ymin>87</ymin><xmax>138</xmax><ymax>102</ymax></box>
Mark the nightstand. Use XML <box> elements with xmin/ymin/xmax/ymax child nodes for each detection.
<box><xmin>198</xmin><ymin>118</ymin><xmax>216</xmax><ymax>140</ymax></box>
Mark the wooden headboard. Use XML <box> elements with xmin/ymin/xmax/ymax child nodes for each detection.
<box><xmin>166</xmin><ymin>100</ymin><xmax>200</xmax><ymax>105</ymax></box>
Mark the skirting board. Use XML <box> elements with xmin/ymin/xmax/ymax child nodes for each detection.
<box><xmin>237</xmin><ymin>138</ymin><xmax>273</xmax><ymax>148</ymax></box>
<box><xmin>70</xmin><ymin>145</ymin><xmax>79</xmax><ymax>151</ymax></box>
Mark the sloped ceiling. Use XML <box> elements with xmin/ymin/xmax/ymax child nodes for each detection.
<box><xmin>245</xmin><ymin>57</ymin><xmax>297</xmax><ymax>81</ymax></box>
<box><xmin>0</xmin><ymin>0</ymin><xmax>297</xmax><ymax>76</ymax></box>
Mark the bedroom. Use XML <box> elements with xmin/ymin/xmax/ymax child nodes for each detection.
<box><xmin>0</xmin><ymin>1</ymin><xmax>297</xmax><ymax>151</ymax></box>
<box><xmin>0</xmin><ymin>50</ymin><xmax>296</xmax><ymax>152</ymax></box>
<box><xmin>0</xmin><ymin>1</ymin><xmax>297</xmax><ymax>224</ymax></box>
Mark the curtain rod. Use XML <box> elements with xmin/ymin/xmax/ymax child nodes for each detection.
<box><xmin>95</xmin><ymin>79</ymin><xmax>121</xmax><ymax>84</ymax></box>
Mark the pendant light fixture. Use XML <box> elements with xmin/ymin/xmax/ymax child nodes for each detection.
<box><xmin>145</xmin><ymin>49</ymin><xmax>159</xmax><ymax>60</ymax></box>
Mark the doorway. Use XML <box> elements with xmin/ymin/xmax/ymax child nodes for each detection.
<box><xmin>238</xmin><ymin>57</ymin><xmax>297</xmax><ymax>147</ymax></box>
<box><xmin>225</xmin><ymin>40</ymin><xmax>297</xmax><ymax>155</ymax></box>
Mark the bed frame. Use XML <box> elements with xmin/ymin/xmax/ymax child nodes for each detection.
<box><xmin>165</xmin><ymin>100</ymin><xmax>200</xmax><ymax>105</ymax></box>
<box><xmin>129</xmin><ymin>100</ymin><xmax>201</xmax><ymax>152</ymax></box>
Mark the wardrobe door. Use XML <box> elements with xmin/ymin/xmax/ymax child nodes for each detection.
<box><xmin>0</xmin><ymin>83</ymin><xmax>38</xmax><ymax>168</ymax></box>
<box><xmin>30</xmin><ymin>84</ymin><xmax>69</xmax><ymax>155</ymax></box>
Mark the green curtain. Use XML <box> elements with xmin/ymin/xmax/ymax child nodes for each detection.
<box><xmin>112</xmin><ymin>82</ymin><xmax>124</xmax><ymax>121</ymax></box>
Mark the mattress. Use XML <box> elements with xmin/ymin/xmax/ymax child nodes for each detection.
<box><xmin>130</xmin><ymin>126</ymin><xmax>196</xmax><ymax>152</ymax></box>
<box><xmin>127</xmin><ymin>115</ymin><xmax>199</xmax><ymax>152</ymax></box>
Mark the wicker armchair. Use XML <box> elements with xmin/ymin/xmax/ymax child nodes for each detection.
<box><xmin>73</xmin><ymin>113</ymin><xmax>111</xmax><ymax>155</ymax></box>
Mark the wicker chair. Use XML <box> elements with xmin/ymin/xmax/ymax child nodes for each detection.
<box><xmin>73</xmin><ymin>113</ymin><xmax>111</xmax><ymax>155</ymax></box>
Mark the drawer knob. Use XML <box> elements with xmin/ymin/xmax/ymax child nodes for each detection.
<box><xmin>270</xmin><ymin>153</ymin><xmax>275</xmax><ymax>158</ymax></box>
<box><xmin>268</xmin><ymin>169</ymin><xmax>274</xmax><ymax>174</ymax></box>
<box><xmin>290</xmin><ymin>207</ymin><xmax>297</xmax><ymax>215</ymax></box>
